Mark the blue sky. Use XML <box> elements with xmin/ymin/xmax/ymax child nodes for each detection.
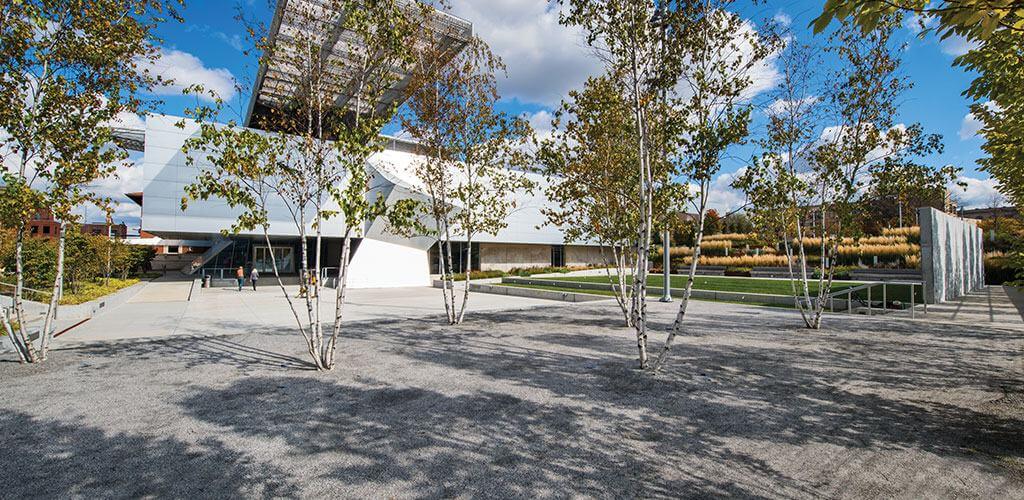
<box><xmin>106</xmin><ymin>0</ymin><xmax>1001</xmax><ymax>228</ymax></box>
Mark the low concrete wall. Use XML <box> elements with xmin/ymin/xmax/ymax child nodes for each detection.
<box><xmin>503</xmin><ymin>277</ymin><xmax>799</xmax><ymax>307</ymax></box>
<box><xmin>58</xmin><ymin>281</ymin><xmax>149</xmax><ymax>321</ymax></box>
<box><xmin>501</xmin><ymin>277</ymin><xmax>869</xmax><ymax>310</ymax></box>
<box><xmin>431</xmin><ymin>278</ymin><xmax>609</xmax><ymax>302</ymax></box>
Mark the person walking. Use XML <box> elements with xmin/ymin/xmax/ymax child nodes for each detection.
<box><xmin>250</xmin><ymin>267</ymin><xmax>260</xmax><ymax>291</ymax></box>
<box><xmin>235</xmin><ymin>266</ymin><xmax>244</xmax><ymax>292</ymax></box>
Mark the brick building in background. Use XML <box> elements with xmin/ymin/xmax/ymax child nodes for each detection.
<box><xmin>28</xmin><ymin>208</ymin><xmax>127</xmax><ymax>239</ymax></box>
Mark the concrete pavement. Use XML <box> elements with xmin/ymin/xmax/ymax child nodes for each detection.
<box><xmin>56</xmin><ymin>282</ymin><xmax>587</xmax><ymax>345</ymax></box>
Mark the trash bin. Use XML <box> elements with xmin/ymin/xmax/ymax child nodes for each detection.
<box><xmin>203</xmin><ymin>275</ymin><xmax>212</xmax><ymax>288</ymax></box>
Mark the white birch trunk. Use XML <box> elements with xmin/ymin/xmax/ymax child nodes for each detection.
<box><xmin>11</xmin><ymin>222</ymin><xmax>38</xmax><ymax>363</ymax></box>
<box><xmin>39</xmin><ymin>222</ymin><xmax>66</xmax><ymax>359</ymax></box>
<box><xmin>652</xmin><ymin>201</ymin><xmax>707</xmax><ymax>372</ymax></box>
<box><xmin>325</xmin><ymin>229</ymin><xmax>353</xmax><ymax>370</ymax></box>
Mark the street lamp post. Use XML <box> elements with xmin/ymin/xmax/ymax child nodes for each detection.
<box><xmin>660</xmin><ymin>228</ymin><xmax>672</xmax><ymax>302</ymax></box>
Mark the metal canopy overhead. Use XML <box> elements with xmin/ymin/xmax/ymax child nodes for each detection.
<box><xmin>244</xmin><ymin>0</ymin><xmax>473</xmax><ymax>130</ymax></box>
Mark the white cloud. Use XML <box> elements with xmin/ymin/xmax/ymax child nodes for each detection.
<box><xmin>138</xmin><ymin>47</ymin><xmax>237</xmax><ymax>102</ymax></box>
<box><xmin>214</xmin><ymin>32</ymin><xmax>245</xmax><ymax>52</ymax></box>
<box><xmin>951</xmin><ymin>176</ymin><xmax>1002</xmax><ymax>209</ymax></box>
<box><xmin>766</xmin><ymin>96</ymin><xmax>818</xmax><ymax>116</ymax></box>
<box><xmin>959</xmin><ymin>101</ymin><xmax>998</xmax><ymax>140</ymax></box>
<box><xmin>445</xmin><ymin>3</ymin><xmax>780</xmax><ymax>108</ymax></box>
<box><xmin>526</xmin><ymin>110</ymin><xmax>556</xmax><ymax>142</ymax></box>
<box><xmin>447</xmin><ymin>1</ymin><xmax>602</xmax><ymax>107</ymax></box>
<box><xmin>939</xmin><ymin>34</ymin><xmax>979</xmax><ymax>56</ymax></box>
<box><xmin>77</xmin><ymin>155</ymin><xmax>145</xmax><ymax>225</ymax></box>
<box><xmin>692</xmin><ymin>169</ymin><xmax>748</xmax><ymax>213</ymax></box>
<box><xmin>677</xmin><ymin>15</ymin><xmax>781</xmax><ymax>103</ymax></box>
<box><xmin>959</xmin><ymin>112</ymin><xmax>983</xmax><ymax>140</ymax></box>
<box><xmin>772</xmin><ymin>12</ymin><xmax>792</xmax><ymax>27</ymax></box>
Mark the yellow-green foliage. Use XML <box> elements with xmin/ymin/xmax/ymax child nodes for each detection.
<box><xmin>703</xmin><ymin>233</ymin><xmax>752</xmax><ymax>242</ymax></box>
<box><xmin>904</xmin><ymin>254</ymin><xmax>921</xmax><ymax>269</ymax></box>
<box><xmin>837</xmin><ymin>243</ymin><xmax>920</xmax><ymax>258</ymax></box>
<box><xmin>700</xmin><ymin>240</ymin><xmax>732</xmax><ymax>250</ymax></box>
<box><xmin>797</xmin><ymin>235</ymin><xmax>908</xmax><ymax>246</ymax></box>
<box><xmin>653</xmin><ymin>246</ymin><xmax>695</xmax><ymax>258</ymax></box>
<box><xmin>684</xmin><ymin>254</ymin><xmax>792</xmax><ymax>267</ymax></box>
<box><xmin>882</xmin><ymin>226</ymin><xmax>920</xmax><ymax>239</ymax></box>
<box><xmin>59</xmin><ymin>278</ymin><xmax>139</xmax><ymax>305</ymax></box>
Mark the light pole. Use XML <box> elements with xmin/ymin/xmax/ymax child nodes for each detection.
<box><xmin>660</xmin><ymin>228</ymin><xmax>672</xmax><ymax>302</ymax></box>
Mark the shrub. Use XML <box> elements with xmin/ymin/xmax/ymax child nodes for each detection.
<box><xmin>703</xmin><ymin>232</ymin><xmax>751</xmax><ymax>242</ymax></box>
<box><xmin>684</xmin><ymin>254</ymin><xmax>792</xmax><ymax>267</ymax></box>
<box><xmin>60</xmin><ymin>278</ymin><xmax>139</xmax><ymax>305</ymax></box>
<box><xmin>882</xmin><ymin>226</ymin><xmax>920</xmax><ymax>240</ymax></box>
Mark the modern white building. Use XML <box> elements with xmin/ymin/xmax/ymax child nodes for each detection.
<box><xmin>125</xmin><ymin>1</ymin><xmax>603</xmax><ymax>288</ymax></box>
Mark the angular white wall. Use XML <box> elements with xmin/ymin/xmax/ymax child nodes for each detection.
<box><xmin>345</xmin><ymin>238</ymin><xmax>430</xmax><ymax>288</ymax></box>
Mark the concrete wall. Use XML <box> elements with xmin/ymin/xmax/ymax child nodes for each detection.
<box><xmin>919</xmin><ymin>207</ymin><xmax>985</xmax><ymax>303</ymax></box>
<box><xmin>479</xmin><ymin>243</ymin><xmax>552</xmax><ymax>272</ymax></box>
<box><xmin>566</xmin><ymin>245</ymin><xmax>605</xmax><ymax>267</ymax></box>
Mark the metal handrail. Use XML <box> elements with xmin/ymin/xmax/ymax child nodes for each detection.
<box><xmin>0</xmin><ymin>282</ymin><xmax>53</xmax><ymax>296</ymax></box>
<box><xmin>197</xmin><ymin>267</ymin><xmax>241</xmax><ymax>280</ymax></box>
<box><xmin>825</xmin><ymin>280</ymin><xmax>927</xmax><ymax>318</ymax></box>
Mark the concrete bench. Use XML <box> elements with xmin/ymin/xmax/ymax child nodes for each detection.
<box><xmin>750</xmin><ymin>267</ymin><xmax>793</xmax><ymax>278</ymax></box>
<box><xmin>674</xmin><ymin>265</ymin><xmax>726</xmax><ymax>276</ymax></box>
<box><xmin>849</xmin><ymin>269</ymin><xmax>922</xmax><ymax>282</ymax></box>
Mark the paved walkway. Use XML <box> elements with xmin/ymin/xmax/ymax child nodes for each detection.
<box><xmin>913</xmin><ymin>286</ymin><xmax>1024</xmax><ymax>330</ymax></box>
<box><xmin>4</xmin><ymin>288</ymin><xmax>1023</xmax><ymax>498</ymax></box>
<box><xmin>56</xmin><ymin>283</ymin><xmax>577</xmax><ymax>345</ymax></box>
<box><xmin>126</xmin><ymin>279</ymin><xmax>193</xmax><ymax>303</ymax></box>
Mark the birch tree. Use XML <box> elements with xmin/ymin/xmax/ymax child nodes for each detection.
<box><xmin>738</xmin><ymin>19</ymin><xmax>951</xmax><ymax>330</ymax></box>
<box><xmin>402</xmin><ymin>21</ymin><xmax>533</xmax><ymax>325</ymax></box>
<box><xmin>183</xmin><ymin>0</ymin><xmax>420</xmax><ymax>370</ymax></box>
<box><xmin>651</xmin><ymin>2</ymin><xmax>778</xmax><ymax>372</ymax></box>
<box><xmin>559</xmin><ymin>0</ymin><xmax>688</xmax><ymax>368</ymax></box>
<box><xmin>537</xmin><ymin>75</ymin><xmax>684</xmax><ymax>327</ymax></box>
<box><xmin>733</xmin><ymin>37</ymin><xmax>823</xmax><ymax>329</ymax></box>
<box><xmin>0</xmin><ymin>0</ymin><xmax>181</xmax><ymax>363</ymax></box>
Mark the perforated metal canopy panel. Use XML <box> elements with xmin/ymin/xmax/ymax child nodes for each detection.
<box><xmin>244</xmin><ymin>0</ymin><xmax>472</xmax><ymax>130</ymax></box>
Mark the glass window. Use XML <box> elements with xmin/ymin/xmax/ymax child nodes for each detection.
<box><xmin>166</xmin><ymin>246</ymin><xmax>179</xmax><ymax>254</ymax></box>
<box><xmin>253</xmin><ymin>246</ymin><xmax>294</xmax><ymax>274</ymax></box>
<box><xmin>42</xmin><ymin>226</ymin><xmax>50</xmax><ymax>235</ymax></box>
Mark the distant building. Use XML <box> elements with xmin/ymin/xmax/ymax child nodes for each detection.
<box><xmin>81</xmin><ymin>221</ymin><xmax>128</xmax><ymax>238</ymax></box>
<box><xmin>125</xmin><ymin>230</ymin><xmax>212</xmax><ymax>272</ymax></box>
<box><xmin>958</xmin><ymin>206</ymin><xmax>1019</xmax><ymax>221</ymax></box>
<box><xmin>28</xmin><ymin>208</ymin><xmax>60</xmax><ymax>237</ymax></box>
<box><xmin>118</xmin><ymin>3</ymin><xmax>605</xmax><ymax>288</ymax></box>
<box><xmin>28</xmin><ymin>209</ymin><xmax>127</xmax><ymax>239</ymax></box>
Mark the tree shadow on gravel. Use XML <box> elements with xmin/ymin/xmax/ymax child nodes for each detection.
<box><xmin>0</xmin><ymin>409</ymin><xmax>299</xmax><ymax>498</ymax></box>
<box><xmin>179</xmin><ymin>376</ymin><xmax>796</xmax><ymax>498</ymax></box>
<box><xmin>72</xmin><ymin>329</ymin><xmax>315</xmax><ymax>371</ymax></box>
<box><xmin>342</xmin><ymin>306</ymin><xmax>1024</xmax><ymax>483</ymax></box>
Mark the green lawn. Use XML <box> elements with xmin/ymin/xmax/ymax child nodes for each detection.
<box><xmin>494</xmin><ymin>282</ymin><xmax>791</xmax><ymax>308</ymax></box>
<box><xmin>517</xmin><ymin>274</ymin><xmax>924</xmax><ymax>305</ymax></box>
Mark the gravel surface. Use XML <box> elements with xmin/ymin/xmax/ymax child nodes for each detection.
<box><xmin>1</xmin><ymin>299</ymin><xmax>1022</xmax><ymax>498</ymax></box>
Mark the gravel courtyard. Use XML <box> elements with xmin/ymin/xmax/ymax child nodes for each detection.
<box><xmin>1</xmin><ymin>298</ymin><xmax>1023</xmax><ymax>498</ymax></box>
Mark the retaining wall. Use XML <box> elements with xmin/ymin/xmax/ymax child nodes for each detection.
<box><xmin>919</xmin><ymin>207</ymin><xmax>985</xmax><ymax>303</ymax></box>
